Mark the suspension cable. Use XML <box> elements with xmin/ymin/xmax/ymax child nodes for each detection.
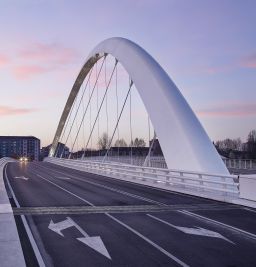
<box><xmin>103</xmin><ymin>79</ymin><xmax>133</xmax><ymax>162</ymax></box>
<box><xmin>105</xmin><ymin>57</ymin><xmax>109</xmax><ymax>147</ymax></box>
<box><xmin>61</xmin><ymin>67</ymin><xmax>94</xmax><ymax>158</ymax></box>
<box><xmin>115</xmin><ymin>64</ymin><xmax>120</xmax><ymax>161</ymax></box>
<box><xmin>96</xmin><ymin>61</ymin><xmax>100</xmax><ymax>157</ymax></box>
<box><xmin>81</xmin><ymin>58</ymin><xmax>118</xmax><ymax>159</ymax></box>
<box><xmin>56</xmin><ymin>85</ymin><xmax>80</xmax><ymax>158</ymax></box>
<box><xmin>69</xmin><ymin>56</ymin><xmax>106</xmax><ymax>155</ymax></box>
<box><xmin>129</xmin><ymin>78</ymin><xmax>133</xmax><ymax>165</ymax></box>
<box><xmin>89</xmin><ymin>69</ymin><xmax>92</xmax><ymax>158</ymax></box>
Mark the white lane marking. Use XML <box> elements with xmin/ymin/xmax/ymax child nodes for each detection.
<box><xmin>36</xmin><ymin>174</ymin><xmax>94</xmax><ymax>206</ymax></box>
<box><xmin>35</xmin><ymin>172</ymin><xmax>188</xmax><ymax>266</ymax></box>
<box><xmin>106</xmin><ymin>213</ymin><xmax>189</xmax><ymax>267</ymax></box>
<box><xmin>147</xmin><ymin>214</ymin><xmax>234</xmax><ymax>244</ymax></box>
<box><xmin>179</xmin><ymin>210</ymin><xmax>256</xmax><ymax>241</ymax></box>
<box><xmin>4</xmin><ymin>165</ymin><xmax>46</xmax><ymax>267</ymax></box>
<box><xmin>48</xmin><ymin>217</ymin><xmax>111</xmax><ymax>260</ymax></box>
<box><xmin>34</xmin><ymin>165</ymin><xmax>165</xmax><ymax>206</ymax></box>
<box><xmin>14</xmin><ymin>176</ymin><xmax>29</xmax><ymax>180</ymax></box>
<box><xmin>55</xmin><ymin>177</ymin><xmax>71</xmax><ymax>180</ymax></box>
<box><xmin>67</xmin><ymin>174</ymin><xmax>165</xmax><ymax>206</ymax></box>
<box><xmin>244</xmin><ymin>207</ymin><xmax>256</xmax><ymax>214</ymax></box>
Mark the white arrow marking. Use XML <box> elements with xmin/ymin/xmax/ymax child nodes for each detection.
<box><xmin>14</xmin><ymin>176</ymin><xmax>29</xmax><ymax>180</ymax></box>
<box><xmin>48</xmin><ymin>217</ymin><xmax>111</xmax><ymax>260</ymax></box>
<box><xmin>147</xmin><ymin>214</ymin><xmax>235</xmax><ymax>244</ymax></box>
<box><xmin>48</xmin><ymin>217</ymin><xmax>74</xmax><ymax>237</ymax></box>
<box><xmin>77</xmin><ymin>236</ymin><xmax>111</xmax><ymax>260</ymax></box>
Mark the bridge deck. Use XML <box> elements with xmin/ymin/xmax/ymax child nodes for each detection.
<box><xmin>4</xmin><ymin>161</ymin><xmax>256</xmax><ymax>267</ymax></box>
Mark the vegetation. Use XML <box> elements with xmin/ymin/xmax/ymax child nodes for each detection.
<box><xmin>215</xmin><ymin>129</ymin><xmax>256</xmax><ymax>159</ymax></box>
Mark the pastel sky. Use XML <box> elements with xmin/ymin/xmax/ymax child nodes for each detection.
<box><xmin>0</xmin><ymin>0</ymin><xmax>256</xmax><ymax>147</ymax></box>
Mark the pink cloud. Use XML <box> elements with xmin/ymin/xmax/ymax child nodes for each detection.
<box><xmin>240</xmin><ymin>53</ymin><xmax>256</xmax><ymax>69</ymax></box>
<box><xmin>196</xmin><ymin>103</ymin><xmax>256</xmax><ymax>118</ymax></box>
<box><xmin>0</xmin><ymin>106</ymin><xmax>37</xmax><ymax>116</ymax></box>
<box><xmin>13</xmin><ymin>65</ymin><xmax>50</xmax><ymax>79</ymax></box>
<box><xmin>19</xmin><ymin>43</ymin><xmax>78</xmax><ymax>65</ymax></box>
<box><xmin>0</xmin><ymin>54</ymin><xmax>9</xmax><ymax>67</ymax></box>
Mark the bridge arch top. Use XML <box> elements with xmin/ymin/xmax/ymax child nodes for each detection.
<box><xmin>51</xmin><ymin>37</ymin><xmax>228</xmax><ymax>174</ymax></box>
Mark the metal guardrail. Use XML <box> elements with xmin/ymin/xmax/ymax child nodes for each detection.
<box><xmin>45</xmin><ymin>157</ymin><xmax>239</xmax><ymax>196</ymax></box>
<box><xmin>223</xmin><ymin>159</ymin><xmax>255</xmax><ymax>169</ymax></box>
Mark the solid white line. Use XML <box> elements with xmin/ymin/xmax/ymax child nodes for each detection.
<box><xmin>179</xmin><ymin>210</ymin><xmax>256</xmax><ymax>241</ymax></box>
<box><xmin>36</xmin><ymin>174</ymin><xmax>94</xmax><ymax>206</ymax></box>
<box><xmin>4</xmin><ymin>164</ymin><xmax>46</xmax><ymax>267</ymax></box>
<box><xmin>106</xmin><ymin>213</ymin><xmax>189</xmax><ymax>267</ymax></box>
<box><xmin>244</xmin><ymin>207</ymin><xmax>256</xmax><ymax>214</ymax></box>
<box><xmin>35</xmin><ymin>172</ymin><xmax>189</xmax><ymax>266</ymax></box>
<box><xmin>147</xmin><ymin>214</ymin><xmax>180</xmax><ymax>228</ymax></box>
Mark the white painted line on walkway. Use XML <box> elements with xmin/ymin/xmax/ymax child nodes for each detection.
<box><xmin>147</xmin><ymin>214</ymin><xmax>234</xmax><ymax>244</ymax></box>
<box><xmin>179</xmin><ymin>210</ymin><xmax>256</xmax><ymax>241</ymax></box>
<box><xmin>106</xmin><ymin>213</ymin><xmax>189</xmax><ymax>267</ymax></box>
<box><xmin>4</xmin><ymin>165</ymin><xmax>46</xmax><ymax>267</ymax></box>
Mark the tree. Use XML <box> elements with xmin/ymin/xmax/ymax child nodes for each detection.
<box><xmin>97</xmin><ymin>133</ymin><xmax>110</xmax><ymax>150</ymax></box>
<box><xmin>114</xmin><ymin>139</ymin><xmax>127</xmax><ymax>147</ymax></box>
<box><xmin>131</xmin><ymin>138</ymin><xmax>146</xmax><ymax>147</ymax></box>
<box><xmin>247</xmin><ymin>130</ymin><xmax>256</xmax><ymax>156</ymax></box>
<box><xmin>247</xmin><ymin>130</ymin><xmax>256</xmax><ymax>143</ymax></box>
<box><xmin>215</xmin><ymin>138</ymin><xmax>242</xmax><ymax>151</ymax></box>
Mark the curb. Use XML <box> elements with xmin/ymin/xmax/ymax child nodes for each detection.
<box><xmin>0</xmin><ymin>158</ymin><xmax>26</xmax><ymax>267</ymax></box>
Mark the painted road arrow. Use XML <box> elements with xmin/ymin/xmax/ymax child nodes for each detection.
<box><xmin>48</xmin><ymin>217</ymin><xmax>111</xmax><ymax>260</ymax></box>
<box><xmin>14</xmin><ymin>176</ymin><xmax>29</xmax><ymax>180</ymax></box>
<box><xmin>147</xmin><ymin>214</ymin><xmax>234</xmax><ymax>244</ymax></box>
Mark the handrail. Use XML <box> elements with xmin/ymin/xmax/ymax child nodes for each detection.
<box><xmin>46</xmin><ymin>157</ymin><xmax>239</xmax><ymax>195</ymax></box>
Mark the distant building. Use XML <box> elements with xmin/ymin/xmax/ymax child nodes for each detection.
<box><xmin>0</xmin><ymin>136</ymin><xmax>40</xmax><ymax>160</ymax></box>
<box><xmin>41</xmin><ymin>142</ymin><xmax>69</xmax><ymax>158</ymax></box>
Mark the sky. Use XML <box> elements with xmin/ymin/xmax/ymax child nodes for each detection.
<box><xmin>0</xmin><ymin>0</ymin><xmax>255</xmax><ymax>147</ymax></box>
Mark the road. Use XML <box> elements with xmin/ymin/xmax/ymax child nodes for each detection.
<box><xmin>3</xmin><ymin>161</ymin><xmax>256</xmax><ymax>267</ymax></box>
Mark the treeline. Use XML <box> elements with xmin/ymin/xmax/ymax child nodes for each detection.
<box><xmin>97</xmin><ymin>132</ymin><xmax>146</xmax><ymax>150</ymax></box>
<box><xmin>215</xmin><ymin>130</ymin><xmax>256</xmax><ymax>159</ymax></box>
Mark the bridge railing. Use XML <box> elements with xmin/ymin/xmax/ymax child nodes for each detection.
<box><xmin>45</xmin><ymin>157</ymin><xmax>239</xmax><ymax>197</ymax></box>
<box><xmin>223</xmin><ymin>158</ymin><xmax>255</xmax><ymax>169</ymax></box>
<box><xmin>82</xmin><ymin>156</ymin><xmax>168</xmax><ymax>169</ymax></box>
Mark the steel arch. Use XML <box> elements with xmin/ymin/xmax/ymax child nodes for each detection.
<box><xmin>50</xmin><ymin>37</ymin><xmax>228</xmax><ymax>174</ymax></box>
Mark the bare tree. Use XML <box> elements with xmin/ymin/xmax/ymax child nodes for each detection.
<box><xmin>247</xmin><ymin>130</ymin><xmax>256</xmax><ymax>155</ymax></box>
<box><xmin>131</xmin><ymin>138</ymin><xmax>146</xmax><ymax>147</ymax></box>
<box><xmin>248</xmin><ymin>130</ymin><xmax>256</xmax><ymax>143</ymax></box>
<box><xmin>97</xmin><ymin>132</ymin><xmax>110</xmax><ymax>150</ymax></box>
<box><xmin>114</xmin><ymin>139</ymin><xmax>127</xmax><ymax>147</ymax></box>
<box><xmin>215</xmin><ymin>138</ymin><xmax>242</xmax><ymax>151</ymax></box>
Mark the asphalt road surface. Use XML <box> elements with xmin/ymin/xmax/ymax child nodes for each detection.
<box><xmin>4</xmin><ymin>161</ymin><xmax>256</xmax><ymax>267</ymax></box>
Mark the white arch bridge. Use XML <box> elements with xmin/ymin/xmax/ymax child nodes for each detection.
<box><xmin>46</xmin><ymin>37</ymin><xmax>239</xmax><ymax>202</ymax></box>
